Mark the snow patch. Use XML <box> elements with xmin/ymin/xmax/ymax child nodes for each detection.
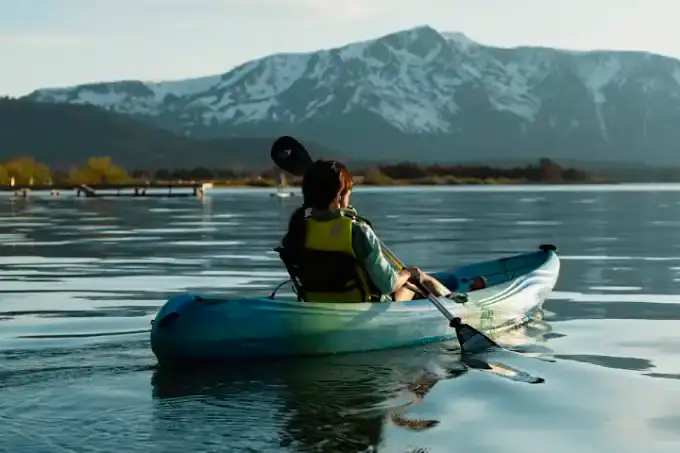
<box><xmin>441</xmin><ymin>31</ymin><xmax>478</xmax><ymax>52</ymax></box>
<box><xmin>371</xmin><ymin>98</ymin><xmax>449</xmax><ymax>132</ymax></box>
<box><xmin>339</xmin><ymin>41</ymin><xmax>368</xmax><ymax>61</ymax></box>
<box><xmin>575</xmin><ymin>56</ymin><xmax>623</xmax><ymax>140</ymax></box>
<box><xmin>146</xmin><ymin>74</ymin><xmax>223</xmax><ymax>101</ymax></box>
<box><xmin>203</xmin><ymin>99</ymin><xmax>277</xmax><ymax>124</ymax></box>
<box><xmin>304</xmin><ymin>94</ymin><xmax>335</xmax><ymax>120</ymax></box>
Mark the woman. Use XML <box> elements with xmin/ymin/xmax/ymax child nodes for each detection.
<box><xmin>278</xmin><ymin>159</ymin><xmax>454</xmax><ymax>302</ymax></box>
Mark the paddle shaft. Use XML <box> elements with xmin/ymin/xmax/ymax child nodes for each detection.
<box><xmin>376</xmin><ymin>238</ymin><xmax>459</xmax><ymax>324</ymax></box>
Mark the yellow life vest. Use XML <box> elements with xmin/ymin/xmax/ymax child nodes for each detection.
<box><xmin>294</xmin><ymin>212</ymin><xmax>381</xmax><ymax>303</ymax></box>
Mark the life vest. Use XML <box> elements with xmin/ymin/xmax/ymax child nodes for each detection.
<box><xmin>281</xmin><ymin>208</ymin><xmax>382</xmax><ymax>303</ymax></box>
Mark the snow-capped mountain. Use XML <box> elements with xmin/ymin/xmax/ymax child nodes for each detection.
<box><xmin>25</xmin><ymin>25</ymin><xmax>680</xmax><ymax>164</ymax></box>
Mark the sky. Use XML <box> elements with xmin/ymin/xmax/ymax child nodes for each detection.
<box><xmin>1</xmin><ymin>0</ymin><xmax>678</xmax><ymax>97</ymax></box>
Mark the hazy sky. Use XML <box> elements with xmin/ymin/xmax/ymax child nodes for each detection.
<box><xmin>1</xmin><ymin>0</ymin><xmax>677</xmax><ymax>96</ymax></box>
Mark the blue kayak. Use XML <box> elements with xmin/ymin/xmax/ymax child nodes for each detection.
<box><xmin>150</xmin><ymin>244</ymin><xmax>560</xmax><ymax>365</ymax></box>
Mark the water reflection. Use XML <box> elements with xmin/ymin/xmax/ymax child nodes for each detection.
<box><xmin>554</xmin><ymin>354</ymin><xmax>654</xmax><ymax>372</ymax></box>
<box><xmin>546</xmin><ymin>298</ymin><xmax>680</xmax><ymax>322</ymax></box>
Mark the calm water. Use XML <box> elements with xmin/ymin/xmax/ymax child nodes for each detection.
<box><xmin>1</xmin><ymin>185</ymin><xmax>680</xmax><ymax>453</ymax></box>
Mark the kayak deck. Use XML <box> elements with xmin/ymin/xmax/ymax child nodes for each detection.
<box><xmin>150</xmin><ymin>245</ymin><xmax>560</xmax><ymax>365</ymax></box>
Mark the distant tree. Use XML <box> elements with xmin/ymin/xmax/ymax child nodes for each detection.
<box><xmin>214</xmin><ymin>168</ymin><xmax>237</xmax><ymax>179</ymax></box>
<box><xmin>258</xmin><ymin>168</ymin><xmax>278</xmax><ymax>179</ymax></box>
<box><xmin>562</xmin><ymin>167</ymin><xmax>588</xmax><ymax>181</ymax></box>
<box><xmin>3</xmin><ymin>157</ymin><xmax>51</xmax><ymax>184</ymax></box>
<box><xmin>52</xmin><ymin>169</ymin><xmax>69</xmax><ymax>184</ymax></box>
<box><xmin>538</xmin><ymin>158</ymin><xmax>563</xmax><ymax>182</ymax></box>
<box><xmin>362</xmin><ymin>168</ymin><xmax>393</xmax><ymax>185</ymax></box>
<box><xmin>0</xmin><ymin>164</ymin><xmax>9</xmax><ymax>185</ymax></box>
<box><xmin>188</xmin><ymin>167</ymin><xmax>214</xmax><ymax>179</ymax></box>
<box><xmin>154</xmin><ymin>169</ymin><xmax>172</xmax><ymax>180</ymax></box>
<box><xmin>67</xmin><ymin>156</ymin><xmax>129</xmax><ymax>184</ymax></box>
<box><xmin>169</xmin><ymin>169</ymin><xmax>190</xmax><ymax>180</ymax></box>
<box><xmin>378</xmin><ymin>162</ymin><xmax>428</xmax><ymax>180</ymax></box>
<box><xmin>131</xmin><ymin>169</ymin><xmax>152</xmax><ymax>180</ymax></box>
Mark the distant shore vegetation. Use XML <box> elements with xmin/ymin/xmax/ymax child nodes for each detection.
<box><xmin>0</xmin><ymin>156</ymin><xmax>603</xmax><ymax>187</ymax></box>
<box><xmin>355</xmin><ymin>158</ymin><xmax>602</xmax><ymax>185</ymax></box>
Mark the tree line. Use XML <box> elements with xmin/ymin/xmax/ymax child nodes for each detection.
<box><xmin>135</xmin><ymin>157</ymin><xmax>596</xmax><ymax>184</ymax></box>
<box><xmin>0</xmin><ymin>155</ymin><xmax>598</xmax><ymax>187</ymax></box>
<box><xmin>358</xmin><ymin>158</ymin><xmax>595</xmax><ymax>185</ymax></box>
<box><xmin>0</xmin><ymin>156</ymin><xmax>129</xmax><ymax>186</ymax></box>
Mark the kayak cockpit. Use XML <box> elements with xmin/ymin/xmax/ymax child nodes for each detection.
<box><xmin>431</xmin><ymin>244</ymin><xmax>558</xmax><ymax>293</ymax></box>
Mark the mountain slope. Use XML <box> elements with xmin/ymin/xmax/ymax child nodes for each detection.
<box><xmin>0</xmin><ymin>98</ymin><xmax>341</xmax><ymax>170</ymax></box>
<box><xmin>25</xmin><ymin>25</ymin><xmax>680</xmax><ymax>164</ymax></box>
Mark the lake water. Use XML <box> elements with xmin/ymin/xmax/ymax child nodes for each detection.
<box><xmin>1</xmin><ymin>185</ymin><xmax>680</xmax><ymax>453</ymax></box>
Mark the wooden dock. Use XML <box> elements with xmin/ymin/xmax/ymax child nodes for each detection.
<box><xmin>0</xmin><ymin>182</ymin><xmax>213</xmax><ymax>198</ymax></box>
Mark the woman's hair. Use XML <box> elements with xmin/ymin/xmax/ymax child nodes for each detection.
<box><xmin>282</xmin><ymin>160</ymin><xmax>353</xmax><ymax>254</ymax></box>
<box><xmin>301</xmin><ymin>160</ymin><xmax>353</xmax><ymax>209</ymax></box>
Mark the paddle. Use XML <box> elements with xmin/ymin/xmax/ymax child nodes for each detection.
<box><xmin>269</xmin><ymin>135</ymin><xmax>500</xmax><ymax>354</ymax></box>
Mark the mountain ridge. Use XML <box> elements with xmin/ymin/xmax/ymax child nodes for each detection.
<box><xmin>23</xmin><ymin>25</ymin><xmax>680</xmax><ymax>165</ymax></box>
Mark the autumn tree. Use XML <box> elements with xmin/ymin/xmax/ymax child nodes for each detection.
<box><xmin>0</xmin><ymin>165</ymin><xmax>9</xmax><ymax>185</ymax></box>
<box><xmin>2</xmin><ymin>157</ymin><xmax>51</xmax><ymax>184</ymax></box>
<box><xmin>67</xmin><ymin>156</ymin><xmax>130</xmax><ymax>184</ymax></box>
<box><xmin>362</xmin><ymin>168</ymin><xmax>394</xmax><ymax>185</ymax></box>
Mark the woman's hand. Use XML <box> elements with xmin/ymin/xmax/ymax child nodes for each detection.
<box><xmin>395</xmin><ymin>266</ymin><xmax>424</xmax><ymax>295</ymax></box>
<box><xmin>405</xmin><ymin>266</ymin><xmax>422</xmax><ymax>285</ymax></box>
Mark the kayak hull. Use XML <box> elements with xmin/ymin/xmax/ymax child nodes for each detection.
<box><xmin>150</xmin><ymin>245</ymin><xmax>560</xmax><ymax>365</ymax></box>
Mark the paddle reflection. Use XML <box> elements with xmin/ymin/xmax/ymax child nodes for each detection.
<box><xmin>387</xmin><ymin>363</ymin><xmax>469</xmax><ymax>432</ymax></box>
<box><xmin>462</xmin><ymin>357</ymin><xmax>545</xmax><ymax>384</ymax></box>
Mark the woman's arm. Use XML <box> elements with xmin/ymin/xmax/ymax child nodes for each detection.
<box><xmin>352</xmin><ymin>222</ymin><xmax>406</xmax><ymax>294</ymax></box>
<box><xmin>352</xmin><ymin>223</ymin><xmax>426</xmax><ymax>294</ymax></box>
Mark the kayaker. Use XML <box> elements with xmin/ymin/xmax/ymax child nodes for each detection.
<box><xmin>277</xmin><ymin>159</ymin><xmax>457</xmax><ymax>303</ymax></box>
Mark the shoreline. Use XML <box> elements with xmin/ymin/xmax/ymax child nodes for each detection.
<box><xmin>209</xmin><ymin>174</ymin><xmax>612</xmax><ymax>188</ymax></box>
<box><xmin>0</xmin><ymin>155</ymin><xmax>611</xmax><ymax>187</ymax></box>
<box><xmin>210</xmin><ymin>180</ymin><xmax>612</xmax><ymax>189</ymax></box>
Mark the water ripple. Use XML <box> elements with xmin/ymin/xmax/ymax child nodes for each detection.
<box><xmin>1</xmin><ymin>188</ymin><xmax>680</xmax><ymax>453</ymax></box>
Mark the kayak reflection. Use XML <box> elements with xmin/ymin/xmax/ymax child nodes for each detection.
<box><xmin>150</xmin><ymin>348</ymin><xmax>472</xmax><ymax>452</ymax></box>
<box><xmin>149</xmin><ymin>327</ymin><xmax>550</xmax><ymax>452</ymax></box>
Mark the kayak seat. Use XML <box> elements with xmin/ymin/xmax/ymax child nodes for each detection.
<box><xmin>273</xmin><ymin>246</ymin><xmax>379</xmax><ymax>302</ymax></box>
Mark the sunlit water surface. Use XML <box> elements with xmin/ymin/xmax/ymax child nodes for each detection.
<box><xmin>1</xmin><ymin>185</ymin><xmax>680</xmax><ymax>453</ymax></box>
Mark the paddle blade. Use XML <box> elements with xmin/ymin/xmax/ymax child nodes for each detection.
<box><xmin>463</xmin><ymin>357</ymin><xmax>545</xmax><ymax>384</ymax></box>
<box><xmin>270</xmin><ymin>136</ymin><xmax>313</xmax><ymax>176</ymax></box>
<box><xmin>455</xmin><ymin>321</ymin><xmax>499</xmax><ymax>355</ymax></box>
